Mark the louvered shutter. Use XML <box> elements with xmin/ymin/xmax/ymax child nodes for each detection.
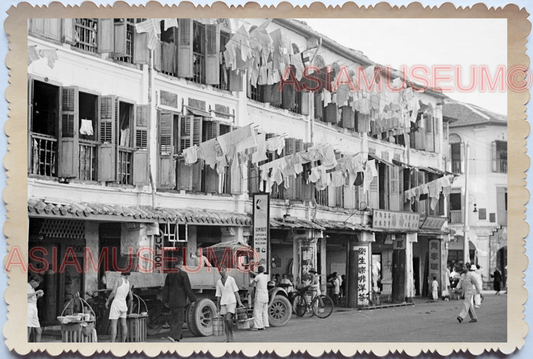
<box><xmin>492</xmin><ymin>141</ymin><xmax>497</xmax><ymax>172</ymax></box>
<box><xmin>425</xmin><ymin>114</ymin><xmax>435</xmax><ymax>152</ymax></box>
<box><xmin>32</xmin><ymin>19</ymin><xmax>62</xmax><ymax>41</ymax></box>
<box><xmin>204</xmin><ymin>121</ymin><xmax>220</xmax><ymax>193</ymax></box>
<box><xmin>418</xmin><ymin>171</ymin><xmax>428</xmax><ymax>216</ymax></box>
<box><xmin>324</xmin><ymin>103</ymin><xmax>338</xmax><ymax>123</ymax></box>
<box><xmin>389</xmin><ymin>166</ymin><xmax>400</xmax><ymax>211</ymax></box>
<box><xmin>59</xmin><ymin>86</ymin><xmax>79</xmax><ymax>178</ymax></box>
<box><xmin>314</xmin><ymin>92</ymin><xmax>323</xmax><ymax>120</ymax></box>
<box><xmin>282</xmin><ymin>81</ymin><xmax>296</xmax><ymax>110</ymax></box>
<box><xmin>133</xmin><ymin>30</ymin><xmax>150</xmax><ymax>64</ymax></box>
<box><xmin>205</xmin><ymin>24</ymin><xmax>220</xmax><ymax>85</ymax></box>
<box><xmin>98</xmin><ymin>95</ymin><xmax>117</xmax><ymax>181</ymax></box>
<box><xmin>133</xmin><ymin>105</ymin><xmax>150</xmax><ymax>185</ymax></box>
<box><xmin>63</xmin><ymin>19</ymin><xmax>75</xmax><ymax>45</ymax></box>
<box><xmin>270</xmin><ymin>83</ymin><xmax>282</xmax><ymax>106</ymax></box>
<box><xmin>177</xmin><ymin>19</ymin><xmax>193</xmax><ymax>78</ymax></box>
<box><xmin>300</xmin><ymin>92</ymin><xmax>310</xmax><ymax>116</ymax></box>
<box><xmin>29</xmin><ymin>19</ymin><xmax>45</xmax><ymax>37</ymax></box>
<box><xmin>97</xmin><ymin>19</ymin><xmax>115</xmax><ymax>53</ymax></box>
<box><xmin>341</xmin><ymin>106</ymin><xmax>355</xmax><ymax>129</ymax></box>
<box><xmin>177</xmin><ymin>115</ymin><xmax>193</xmax><ymax>190</ymax></box>
<box><xmin>113</xmin><ymin>19</ymin><xmax>128</xmax><ymax>57</ymax></box>
<box><xmin>157</xmin><ymin>111</ymin><xmax>176</xmax><ymax>189</ymax></box>
<box><xmin>191</xmin><ymin>117</ymin><xmax>203</xmax><ymax>192</ymax></box>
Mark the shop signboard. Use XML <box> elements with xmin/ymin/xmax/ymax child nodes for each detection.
<box><xmin>253</xmin><ymin>193</ymin><xmax>270</xmax><ymax>271</ymax></box>
<box><xmin>353</xmin><ymin>244</ymin><xmax>370</xmax><ymax>306</ymax></box>
<box><xmin>428</xmin><ymin>239</ymin><xmax>441</xmax><ymax>289</ymax></box>
<box><xmin>372</xmin><ymin>210</ymin><xmax>420</xmax><ymax>231</ymax></box>
<box><xmin>421</xmin><ymin>216</ymin><xmax>447</xmax><ymax>230</ymax></box>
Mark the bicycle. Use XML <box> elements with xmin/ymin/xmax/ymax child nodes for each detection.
<box><xmin>291</xmin><ymin>285</ymin><xmax>334</xmax><ymax>319</ymax></box>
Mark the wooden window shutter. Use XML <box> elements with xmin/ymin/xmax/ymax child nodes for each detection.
<box><xmin>341</xmin><ymin>106</ymin><xmax>354</xmax><ymax>129</ymax></box>
<box><xmin>97</xmin><ymin>19</ymin><xmax>115</xmax><ymax>53</ymax></box>
<box><xmin>190</xmin><ymin>117</ymin><xmax>203</xmax><ymax>192</ymax></box>
<box><xmin>389</xmin><ymin>166</ymin><xmax>400</xmax><ymax>211</ymax></box>
<box><xmin>425</xmin><ymin>114</ymin><xmax>435</xmax><ymax>152</ymax></box>
<box><xmin>29</xmin><ymin>19</ymin><xmax>45</xmax><ymax>37</ymax></box>
<box><xmin>229</xmin><ymin>70</ymin><xmax>244</xmax><ymax>92</ymax></box>
<box><xmin>248</xmin><ymin>163</ymin><xmax>260</xmax><ymax>195</ymax></box>
<box><xmin>62</xmin><ymin>19</ymin><xmax>76</xmax><ymax>45</ymax></box>
<box><xmin>59</xmin><ymin>86</ymin><xmax>79</xmax><ymax>178</ymax></box>
<box><xmin>324</xmin><ymin>103</ymin><xmax>338</xmax><ymax>123</ymax></box>
<box><xmin>177</xmin><ymin>19</ymin><xmax>193</xmax><ymax>78</ymax></box>
<box><xmin>157</xmin><ymin>111</ymin><xmax>176</xmax><ymax>189</ymax></box>
<box><xmin>270</xmin><ymin>83</ymin><xmax>282</xmax><ymax>106</ymax></box>
<box><xmin>368</xmin><ymin>167</ymin><xmax>379</xmax><ymax>209</ymax></box>
<box><xmin>300</xmin><ymin>92</ymin><xmax>310</xmax><ymax>116</ymax></box>
<box><xmin>133</xmin><ymin>105</ymin><xmax>150</xmax><ymax>186</ymax></box>
<box><xmin>113</xmin><ymin>19</ymin><xmax>128</xmax><ymax>57</ymax></box>
<box><xmin>98</xmin><ymin>95</ymin><xmax>117</xmax><ymax>181</ymax></box>
<box><xmin>177</xmin><ymin>115</ymin><xmax>194</xmax><ymax>191</ymax></box>
<box><xmin>314</xmin><ymin>92</ymin><xmax>323</xmax><ymax>120</ymax></box>
<box><xmin>205</xmin><ymin>24</ymin><xmax>220</xmax><ymax>85</ymax></box>
<box><xmin>492</xmin><ymin>141</ymin><xmax>497</xmax><ymax>172</ymax></box>
<box><xmin>282</xmin><ymin>81</ymin><xmax>296</xmax><ymax>110</ymax></box>
<box><xmin>204</xmin><ymin>121</ymin><xmax>220</xmax><ymax>193</ymax></box>
<box><xmin>43</xmin><ymin>19</ymin><xmax>62</xmax><ymax>41</ymax></box>
<box><xmin>418</xmin><ymin>171</ymin><xmax>428</xmax><ymax>215</ymax></box>
<box><xmin>133</xmin><ymin>30</ymin><xmax>150</xmax><ymax>64</ymax></box>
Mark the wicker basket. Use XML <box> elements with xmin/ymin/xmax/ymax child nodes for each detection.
<box><xmin>57</xmin><ymin>293</ymin><xmax>97</xmax><ymax>343</ymax></box>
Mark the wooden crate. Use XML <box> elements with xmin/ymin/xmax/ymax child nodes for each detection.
<box><xmin>61</xmin><ymin>322</ymin><xmax>96</xmax><ymax>343</ymax></box>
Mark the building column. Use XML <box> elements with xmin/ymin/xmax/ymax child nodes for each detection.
<box><xmin>319</xmin><ymin>236</ymin><xmax>327</xmax><ymax>294</ymax></box>
<box><xmin>85</xmin><ymin>221</ymin><xmax>99</xmax><ymax>295</ymax></box>
<box><xmin>405</xmin><ymin>232</ymin><xmax>417</xmax><ymax>302</ymax></box>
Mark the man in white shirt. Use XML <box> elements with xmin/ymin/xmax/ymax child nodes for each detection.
<box><xmin>215</xmin><ymin>266</ymin><xmax>243</xmax><ymax>342</ymax></box>
<box><xmin>251</xmin><ymin>266</ymin><xmax>269</xmax><ymax>330</ymax></box>
<box><xmin>28</xmin><ymin>274</ymin><xmax>44</xmax><ymax>342</ymax></box>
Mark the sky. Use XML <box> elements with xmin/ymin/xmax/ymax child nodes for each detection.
<box><xmin>300</xmin><ymin>18</ymin><xmax>508</xmax><ymax>115</ymax></box>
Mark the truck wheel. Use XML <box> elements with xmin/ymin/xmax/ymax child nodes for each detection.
<box><xmin>187</xmin><ymin>298</ymin><xmax>217</xmax><ymax>337</ymax></box>
<box><xmin>269</xmin><ymin>295</ymin><xmax>292</xmax><ymax>327</ymax></box>
<box><xmin>147</xmin><ymin>306</ymin><xmax>164</xmax><ymax>336</ymax></box>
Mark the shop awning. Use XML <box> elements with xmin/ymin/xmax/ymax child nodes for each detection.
<box><xmin>186</xmin><ymin>106</ymin><xmax>212</xmax><ymax>118</ymax></box>
<box><xmin>28</xmin><ymin>198</ymin><xmax>251</xmax><ymax>226</ymax></box>
<box><xmin>368</xmin><ymin>153</ymin><xmax>394</xmax><ymax>167</ymax></box>
<box><xmin>312</xmin><ymin>219</ymin><xmax>373</xmax><ymax>232</ymax></box>
<box><xmin>270</xmin><ymin>217</ymin><xmax>325</xmax><ymax>230</ymax></box>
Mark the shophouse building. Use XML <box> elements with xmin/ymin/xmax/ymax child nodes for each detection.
<box><xmin>443</xmin><ymin>101</ymin><xmax>507</xmax><ymax>289</ymax></box>
<box><xmin>27</xmin><ymin>18</ymin><xmax>453</xmax><ymax>324</ymax></box>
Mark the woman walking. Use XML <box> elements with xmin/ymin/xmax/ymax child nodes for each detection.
<box><xmin>105</xmin><ymin>271</ymin><xmax>133</xmax><ymax>342</ymax></box>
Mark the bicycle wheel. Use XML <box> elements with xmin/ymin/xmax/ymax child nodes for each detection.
<box><xmin>312</xmin><ymin>294</ymin><xmax>334</xmax><ymax>319</ymax></box>
<box><xmin>293</xmin><ymin>293</ymin><xmax>308</xmax><ymax>317</ymax></box>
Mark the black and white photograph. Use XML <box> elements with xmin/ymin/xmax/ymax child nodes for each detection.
<box><xmin>1</xmin><ymin>1</ymin><xmax>529</xmax><ymax>356</ymax></box>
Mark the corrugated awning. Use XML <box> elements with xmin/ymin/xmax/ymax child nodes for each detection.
<box><xmin>312</xmin><ymin>219</ymin><xmax>372</xmax><ymax>232</ymax></box>
<box><xmin>392</xmin><ymin>159</ymin><xmax>416</xmax><ymax>169</ymax></box>
<box><xmin>28</xmin><ymin>198</ymin><xmax>251</xmax><ymax>226</ymax></box>
<box><xmin>270</xmin><ymin>217</ymin><xmax>325</xmax><ymax>230</ymax></box>
<box><xmin>186</xmin><ymin>106</ymin><xmax>212</xmax><ymax>118</ymax></box>
<box><xmin>368</xmin><ymin>153</ymin><xmax>394</xmax><ymax>167</ymax></box>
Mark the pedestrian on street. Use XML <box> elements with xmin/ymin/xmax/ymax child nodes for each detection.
<box><xmin>456</xmin><ymin>264</ymin><xmax>481</xmax><ymax>323</ymax></box>
<box><xmin>163</xmin><ymin>256</ymin><xmax>197</xmax><ymax>342</ymax></box>
<box><xmin>431</xmin><ymin>276</ymin><xmax>439</xmax><ymax>301</ymax></box>
<box><xmin>106</xmin><ymin>271</ymin><xmax>133</xmax><ymax>342</ymax></box>
<box><xmin>474</xmin><ymin>264</ymin><xmax>484</xmax><ymax>308</ymax></box>
<box><xmin>333</xmin><ymin>273</ymin><xmax>341</xmax><ymax>304</ymax></box>
<box><xmin>251</xmin><ymin>265</ymin><xmax>269</xmax><ymax>331</ymax></box>
<box><xmin>309</xmin><ymin>268</ymin><xmax>321</xmax><ymax>297</ymax></box>
<box><xmin>493</xmin><ymin>267</ymin><xmax>502</xmax><ymax>295</ymax></box>
<box><xmin>28</xmin><ymin>274</ymin><xmax>44</xmax><ymax>342</ymax></box>
<box><xmin>216</xmin><ymin>266</ymin><xmax>244</xmax><ymax>342</ymax></box>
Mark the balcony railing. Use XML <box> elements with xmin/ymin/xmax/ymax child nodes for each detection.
<box><xmin>315</xmin><ymin>188</ymin><xmax>329</xmax><ymax>206</ymax></box>
<box><xmin>79</xmin><ymin>140</ymin><xmax>97</xmax><ymax>181</ymax></box>
<box><xmin>118</xmin><ymin>147</ymin><xmax>134</xmax><ymax>185</ymax></box>
<box><xmin>451</xmin><ymin>160</ymin><xmax>462</xmax><ymax>174</ymax></box>
<box><xmin>30</xmin><ymin>133</ymin><xmax>57</xmax><ymax>177</ymax></box>
<box><xmin>192</xmin><ymin>52</ymin><xmax>205</xmax><ymax>85</ymax></box>
<box><xmin>449</xmin><ymin>209</ymin><xmax>463</xmax><ymax>224</ymax></box>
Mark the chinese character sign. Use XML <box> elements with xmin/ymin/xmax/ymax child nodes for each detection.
<box><xmin>372</xmin><ymin>210</ymin><xmax>420</xmax><ymax>231</ymax></box>
<box><xmin>428</xmin><ymin>239</ymin><xmax>441</xmax><ymax>290</ymax></box>
<box><xmin>354</xmin><ymin>245</ymin><xmax>370</xmax><ymax>306</ymax></box>
<box><xmin>253</xmin><ymin>194</ymin><xmax>270</xmax><ymax>270</ymax></box>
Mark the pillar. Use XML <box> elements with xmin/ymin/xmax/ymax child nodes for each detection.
<box><xmin>347</xmin><ymin>238</ymin><xmax>358</xmax><ymax>308</ymax></box>
<box><xmin>405</xmin><ymin>232</ymin><xmax>417</xmax><ymax>302</ymax></box>
<box><xmin>319</xmin><ymin>236</ymin><xmax>327</xmax><ymax>294</ymax></box>
<box><xmin>84</xmin><ymin>222</ymin><xmax>99</xmax><ymax>294</ymax></box>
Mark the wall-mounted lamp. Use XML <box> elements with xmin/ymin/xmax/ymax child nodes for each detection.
<box><xmin>473</xmin><ymin>204</ymin><xmax>478</xmax><ymax>213</ymax></box>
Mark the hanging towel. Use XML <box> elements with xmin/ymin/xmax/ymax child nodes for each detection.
<box><xmin>252</xmin><ymin>132</ymin><xmax>268</xmax><ymax>164</ymax></box>
<box><xmin>80</xmin><ymin>119</ymin><xmax>94</xmax><ymax>136</ymax></box>
<box><xmin>183</xmin><ymin>145</ymin><xmax>199</xmax><ymax>165</ymax></box>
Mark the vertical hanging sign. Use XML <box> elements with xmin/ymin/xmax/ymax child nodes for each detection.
<box><xmin>253</xmin><ymin>193</ymin><xmax>270</xmax><ymax>272</ymax></box>
<box><xmin>428</xmin><ymin>239</ymin><xmax>441</xmax><ymax>291</ymax></box>
<box><xmin>354</xmin><ymin>244</ymin><xmax>370</xmax><ymax>306</ymax></box>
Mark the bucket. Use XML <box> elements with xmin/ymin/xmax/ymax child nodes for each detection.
<box><xmin>236</xmin><ymin>307</ymin><xmax>248</xmax><ymax>321</ymax></box>
<box><xmin>212</xmin><ymin>317</ymin><xmax>225</xmax><ymax>336</ymax></box>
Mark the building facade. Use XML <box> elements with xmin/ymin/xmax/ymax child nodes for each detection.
<box><xmin>443</xmin><ymin>101</ymin><xmax>508</xmax><ymax>288</ymax></box>
<box><xmin>27</xmin><ymin>18</ymin><xmax>453</xmax><ymax>324</ymax></box>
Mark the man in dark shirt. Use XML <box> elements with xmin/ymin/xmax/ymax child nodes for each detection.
<box><xmin>163</xmin><ymin>256</ymin><xmax>196</xmax><ymax>342</ymax></box>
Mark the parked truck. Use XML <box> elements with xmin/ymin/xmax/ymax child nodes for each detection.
<box><xmin>104</xmin><ymin>241</ymin><xmax>292</xmax><ymax>336</ymax></box>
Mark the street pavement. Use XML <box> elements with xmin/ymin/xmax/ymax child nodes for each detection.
<box><xmin>41</xmin><ymin>291</ymin><xmax>506</xmax><ymax>343</ymax></box>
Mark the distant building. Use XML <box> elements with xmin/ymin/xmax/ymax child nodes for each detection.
<box><xmin>443</xmin><ymin>101</ymin><xmax>507</xmax><ymax>288</ymax></box>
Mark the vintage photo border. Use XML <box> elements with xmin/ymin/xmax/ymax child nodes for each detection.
<box><xmin>3</xmin><ymin>1</ymin><xmax>530</xmax><ymax>356</ymax></box>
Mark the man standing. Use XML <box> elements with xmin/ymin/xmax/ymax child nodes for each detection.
<box><xmin>163</xmin><ymin>256</ymin><xmax>196</xmax><ymax>342</ymax></box>
<box><xmin>28</xmin><ymin>274</ymin><xmax>44</xmax><ymax>342</ymax></box>
<box><xmin>251</xmin><ymin>266</ymin><xmax>269</xmax><ymax>330</ymax></box>
<box><xmin>457</xmin><ymin>264</ymin><xmax>481</xmax><ymax>323</ymax></box>
<box><xmin>215</xmin><ymin>266</ymin><xmax>244</xmax><ymax>342</ymax></box>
